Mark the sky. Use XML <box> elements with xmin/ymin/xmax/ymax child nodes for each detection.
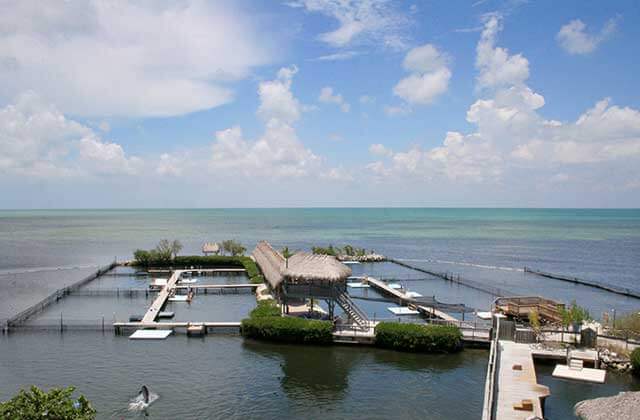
<box><xmin>1</xmin><ymin>0</ymin><xmax>639</xmax><ymax>208</ymax></box>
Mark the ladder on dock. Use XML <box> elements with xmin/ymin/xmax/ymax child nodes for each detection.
<box><xmin>336</xmin><ymin>291</ymin><xmax>369</xmax><ymax>330</ymax></box>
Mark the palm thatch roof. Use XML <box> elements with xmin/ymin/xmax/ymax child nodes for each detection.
<box><xmin>284</xmin><ymin>253</ymin><xmax>352</xmax><ymax>283</ymax></box>
<box><xmin>202</xmin><ymin>242</ymin><xmax>220</xmax><ymax>254</ymax></box>
<box><xmin>252</xmin><ymin>241</ymin><xmax>351</xmax><ymax>289</ymax></box>
<box><xmin>253</xmin><ymin>241</ymin><xmax>285</xmax><ymax>289</ymax></box>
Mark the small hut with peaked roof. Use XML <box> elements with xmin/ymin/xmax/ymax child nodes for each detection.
<box><xmin>202</xmin><ymin>242</ymin><xmax>220</xmax><ymax>256</ymax></box>
<box><xmin>252</xmin><ymin>241</ymin><xmax>361</xmax><ymax>321</ymax></box>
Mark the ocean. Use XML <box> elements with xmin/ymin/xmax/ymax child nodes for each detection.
<box><xmin>1</xmin><ymin>208</ymin><xmax>639</xmax><ymax>419</ymax></box>
<box><xmin>1</xmin><ymin>208</ymin><xmax>639</xmax><ymax>315</ymax></box>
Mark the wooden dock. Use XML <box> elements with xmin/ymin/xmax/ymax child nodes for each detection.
<box><xmin>148</xmin><ymin>268</ymin><xmax>246</xmax><ymax>274</ymax></box>
<box><xmin>493</xmin><ymin>340</ymin><xmax>550</xmax><ymax>420</ymax></box>
<box><xmin>115</xmin><ymin>321</ymin><xmax>241</xmax><ymax>329</ymax></box>
<box><xmin>173</xmin><ymin>283</ymin><xmax>257</xmax><ymax>290</ymax></box>
<box><xmin>363</xmin><ymin>276</ymin><xmax>458</xmax><ymax>322</ymax></box>
<box><xmin>141</xmin><ymin>270</ymin><xmax>182</xmax><ymax>323</ymax></box>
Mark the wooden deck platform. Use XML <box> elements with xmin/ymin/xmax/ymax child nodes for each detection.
<box><xmin>148</xmin><ymin>268</ymin><xmax>246</xmax><ymax>274</ymax></box>
<box><xmin>141</xmin><ymin>270</ymin><xmax>182</xmax><ymax>323</ymax></box>
<box><xmin>115</xmin><ymin>321</ymin><xmax>241</xmax><ymax>329</ymax></box>
<box><xmin>364</xmin><ymin>276</ymin><xmax>458</xmax><ymax>322</ymax></box>
<box><xmin>173</xmin><ymin>283</ymin><xmax>257</xmax><ymax>290</ymax></box>
<box><xmin>495</xmin><ymin>340</ymin><xmax>550</xmax><ymax>420</ymax></box>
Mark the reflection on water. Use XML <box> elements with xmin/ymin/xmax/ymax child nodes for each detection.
<box><xmin>0</xmin><ymin>332</ymin><xmax>488</xmax><ymax>419</ymax></box>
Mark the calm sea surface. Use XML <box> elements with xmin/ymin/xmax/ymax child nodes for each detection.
<box><xmin>1</xmin><ymin>208</ymin><xmax>639</xmax><ymax>418</ymax></box>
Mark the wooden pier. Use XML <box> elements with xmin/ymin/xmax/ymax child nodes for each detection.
<box><xmin>148</xmin><ymin>268</ymin><xmax>246</xmax><ymax>274</ymax></box>
<box><xmin>173</xmin><ymin>283</ymin><xmax>257</xmax><ymax>291</ymax></box>
<box><xmin>363</xmin><ymin>276</ymin><xmax>459</xmax><ymax>322</ymax></box>
<box><xmin>483</xmin><ymin>319</ymin><xmax>550</xmax><ymax>420</ymax></box>
<box><xmin>141</xmin><ymin>270</ymin><xmax>182</xmax><ymax>323</ymax></box>
<box><xmin>494</xmin><ymin>341</ymin><xmax>550</xmax><ymax>419</ymax></box>
<box><xmin>128</xmin><ymin>268</ymin><xmax>256</xmax><ymax>336</ymax></box>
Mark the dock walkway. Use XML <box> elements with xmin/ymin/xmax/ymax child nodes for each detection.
<box><xmin>363</xmin><ymin>276</ymin><xmax>458</xmax><ymax>322</ymax></box>
<box><xmin>141</xmin><ymin>270</ymin><xmax>183</xmax><ymax>323</ymax></box>
<box><xmin>494</xmin><ymin>340</ymin><xmax>550</xmax><ymax>420</ymax></box>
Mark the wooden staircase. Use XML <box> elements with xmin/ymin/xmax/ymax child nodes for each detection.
<box><xmin>336</xmin><ymin>291</ymin><xmax>369</xmax><ymax>330</ymax></box>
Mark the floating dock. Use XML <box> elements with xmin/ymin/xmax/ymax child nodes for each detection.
<box><xmin>129</xmin><ymin>329</ymin><xmax>173</xmax><ymax>340</ymax></box>
<box><xmin>552</xmin><ymin>364</ymin><xmax>606</xmax><ymax>383</ymax></box>
<box><xmin>363</xmin><ymin>276</ymin><xmax>459</xmax><ymax>322</ymax></box>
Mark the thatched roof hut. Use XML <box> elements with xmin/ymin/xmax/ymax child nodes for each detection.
<box><xmin>575</xmin><ymin>391</ymin><xmax>640</xmax><ymax>419</ymax></box>
<box><xmin>252</xmin><ymin>241</ymin><xmax>351</xmax><ymax>290</ymax></box>
<box><xmin>284</xmin><ymin>253</ymin><xmax>352</xmax><ymax>283</ymax></box>
<box><xmin>202</xmin><ymin>242</ymin><xmax>220</xmax><ymax>255</ymax></box>
<box><xmin>253</xmin><ymin>241</ymin><xmax>285</xmax><ymax>289</ymax></box>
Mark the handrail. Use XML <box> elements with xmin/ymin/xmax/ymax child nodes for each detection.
<box><xmin>481</xmin><ymin>317</ymin><xmax>499</xmax><ymax>420</ymax></box>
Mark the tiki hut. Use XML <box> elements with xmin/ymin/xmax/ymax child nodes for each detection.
<box><xmin>202</xmin><ymin>242</ymin><xmax>220</xmax><ymax>255</ymax></box>
<box><xmin>252</xmin><ymin>241</ymin><xmax>354</xmax><ymax>319</ymax></box>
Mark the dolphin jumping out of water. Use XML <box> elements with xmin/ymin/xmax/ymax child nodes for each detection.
<box><xmin>128</xmin><ymin>385</ymin><xmax>157</xmax><ymax>412</ymax></box>
<box><xmin>140</xmin><ymin>385</ymin><xmax>150</xmax><ymax>404</ymax></box>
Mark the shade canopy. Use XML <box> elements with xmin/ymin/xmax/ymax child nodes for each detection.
<box><xmin>252</xmin><ymin>241</ymin><xmax>351</xmax><ymax>289</ymax></box>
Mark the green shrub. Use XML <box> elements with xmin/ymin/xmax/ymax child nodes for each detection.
<box><xmin>131</xmin><ymin>254</ymin><xmax>265</xmax><ymax>285</ymax></box>
<box><xmin>374</xmin><ymin>322</ymin><xmax>462</xmax><ymax>353</ymax></box>
<box><xmin>631</xmin><ymin>348</ymin><xmax>640</xmax><ymax>375</ymax></box>
<box><xmin>241</xmin><ymin>316</ymin><xmax>333</xmax><ymax>344</ymax></box>
<box><xmin>0</xmin><ymin>386</ymin><xmax>96</xmax><ymax>420</ymax></box>
<box><xmin>250</xmin><ymin>301</ymin><xmax>281</xmax><ymax>318</ymax></box>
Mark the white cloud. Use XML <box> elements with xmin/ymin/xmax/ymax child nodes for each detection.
<box><xmin>257</xmin><ymin>66</ymin><xmax>302</xmax><ymax>124</ymax></box>
<box><xmin>312</xmin><ymin>51</ymin><xmax>360</xmax><ymax>61</ymax></box>
<box><xmin>156</xmin><ymin>153</ymin><xmax>183</xmax><ymax>177</ymax></box>
<box><xmin>287</xmin><ymin>0</ymin><xmax>410</xmax><ymax>49</ymax></box>
<box><xmin>0</xmin><ymin>1</ymin><xmax>273</xmax><ymax>117</ymax></box>
<box><xmin>557</xmin><ymin>18</ymin><xmax>617</xmax><ymax>55</ymax></box>
<box><xmin>369</xmin><ymin>143</ymin><xmax>393</xmax><ymax>157</ymax></box>
<box><xmin>0</xmin><ymin>91</ymin><xmax>140</xmax><ymax>177</ymax></box>
<box><xmin>393</xmin><ymin>44</ymin><xmax>451</xmax><ymax>104</ymax></box>
<box><xmin>476</xmin><ymin>14</ymin><xmax>529</xmax><ymax>89</ymax></box>
<box><xmin>319</xmin><ymin>86</ymin><xmax>350</xmax><ymax>112</ymax></box>
<box><xmin>368</xmin><ymin>14</ymin><xmax>640</xmax><ymax>190</ymax></box>
<box><xmin>211</xmin><ymin>67</ymin><xmax>327</xmax><ymax>178</ymax></box>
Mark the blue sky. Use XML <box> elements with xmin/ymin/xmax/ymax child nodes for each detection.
<box><xmin>1</xmin><ymin>0</ymin><xmax>639</xmax><ymax>208</ymax></box>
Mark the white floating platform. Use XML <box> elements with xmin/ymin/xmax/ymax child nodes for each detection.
<box><xmin>388</xmin><ymin>283</ymin><xmax>402</xmax><ymax>290</ymax></box>
<box><xmin>169</xmin><ymin>295</ymin><xmax>189</xmax><ymax>302</ymax></box>
<box><xmin>387</xmin><ymin>307</ymin><xmax>420</xmax><ymax>315</ymax></box>
<box><xmin>152</xmin><ymin>278</ymin><xmax>167</xmax><ymax>287</ymax></box>
<box><xmin>129</xmin><ymin>329</ymin><xmax>173</xmax><ymax>340</ymax></box>
<box><xmin>552</xmin><ymin>365</ymin><xmax>606</xmax><ymax>383</ymax></box>
<box><xmin>347</xmin><ymin>282</ymin><xmax>370</xmax><ymax>288</ymax></box>
<box><xmin>475</xmin><ymin>311</ymin><xmax>493</xmax><ymax>320</ymax></box>
<box><xmin>405</xmin><ymin>291</ymin><xmax>423</xmax><ymax>298</ymax></box>
<box><xmin>179</xmin><ymin>278</ymin><xmax>198</xmax><ymax>284</ymax></box>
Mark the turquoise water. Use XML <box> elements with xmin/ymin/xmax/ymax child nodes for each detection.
<box><xmin>1</xmin><ymin>208</ymin><xmax>640</xmax><ymax>418</ymax></box>
<box><xmin>1</xmin><ymin>208</ymin><xmax>639</xmax><ymax>314</ymax></box>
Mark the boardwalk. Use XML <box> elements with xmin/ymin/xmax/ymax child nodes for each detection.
<box><xmin>142</xmin><ymin>270</ymin><xmax>182</xmax><ymax>323</ymax></box>
<box><xmin>494</xmin><ymin>341</ymin><xmax>550</xmax><ymax>419</ymax></box>
<box><xmin>363</xmin><ymin>276</ymin><xmax>458</xmax><ymax>322</ymax></box>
